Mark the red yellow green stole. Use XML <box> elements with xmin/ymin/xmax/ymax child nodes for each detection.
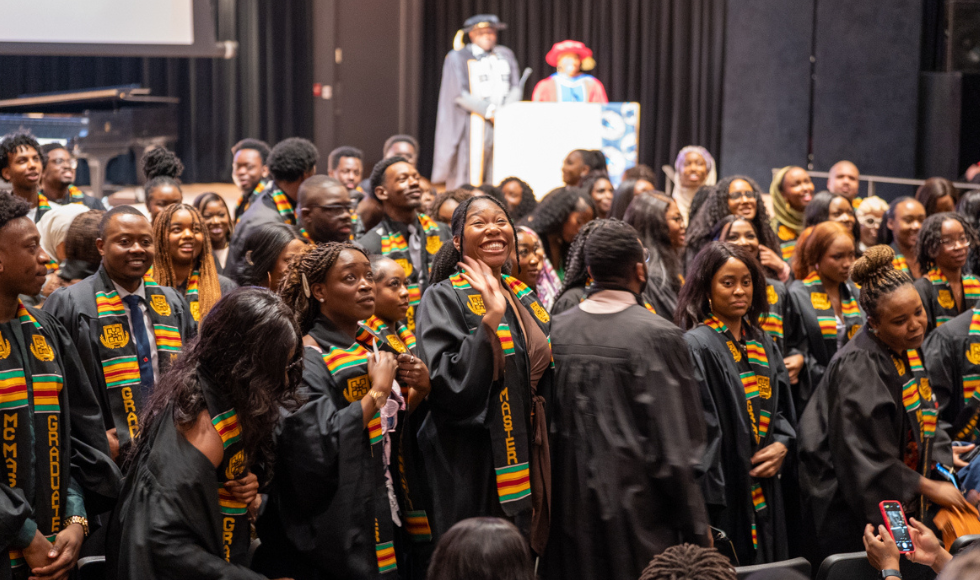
<box><xmin>925</xmin><ymin>267</ymin><xmax>979</xmax><ymax>327</ymax></box>
<box><xmin>378</xmin><ymin>213</ymin><xmax>443</xmax><ymax>331</ymax></box>
<box><xmin>37</xmin><ymin>192</ymin><xmax>51</xmax><ymax>212</ymax></box>
<box><xmin>891</xmin><ymin>244</ymin><xmax>912</xmax><ymax>276</ymax></box>
<box><xmin>776</xmin><ymin>224</ymin><xmax>797</xmax><ymax>263</ymax></box>
<box><xmin>893</xmin><ymin>348</ymin><xmax>938</xmax><ymax>513</ymax></box>
<box><xmin>207</xmin><ymin>388</ymin><xmax>250</xmax><ymax>564</ymax></box>
<box><xmin>235</xmin><ymin>180</ymin><xmax>267</xmax><ymax>224</ymax></box>
<box><xmin>955</xmin><ymin>308</ymin><xmax>980</xmax><ymax>442</ymax></box>
<box><xmin>184</xmin><ymin>270</ymin><xmax>201</xmax><ymax>322</ymax></box>
<box><xmin>67</xmin><ymin>184</ymin><xmax>85</xmax><ymax>203</ymax></box>
<box><xmin>758</xmin><ymin>283</ymin><xmax>784</xmax><ymax>342</ymax></box>
<box><xmin>93</xmin><ymin>269</ymin><xmax>184</xmax><ymax>449</ymax></box>
<box><xmin>2</xmin><ymin>302</ymin><xmax>68</xmax><ymax>572</ymax></box>
<box><xmin>801</xmin><ymin>271</ymin><xmax>864</xmax><ymax>343</ymax></box>
<box><xmin>269</xmin><ymin>188</ymin><xmax>296</xmax><ymax>225</ymax></box>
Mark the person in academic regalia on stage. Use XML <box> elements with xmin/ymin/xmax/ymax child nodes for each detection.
<box><xmin>106</xmin><ymin>288</ymin><xmax>303</xmax><ymax>580</ymax></box>
<box><xmin>798</xmin><ymin>245</ymin><xmax>970</xmax><ymax>567</ymax></box>
<box><xmin>432</xmin><ymin>15</ymin><xmax>522</xmax><ymax>189</ymax></box>
<box><xmin>43</xmin><ymin>206</ymin><xmax>195</xmax><ymax>461</ymax></box>
<box><xmin>256</xmin><ymin>242</ymin><xmax>433</xmax><ymax>580</ymax></box>
<box><xmin>678</xmin><ymin>242</ymin><xmax>796</xmax><ymax>566</ymax></box>
<box><xmin>415</xmin><ymin>195</ymin><xmax>554</xmax><ymax>554</ymax></box>
<box><xmin>544</xmin><ymin>220</ymin><xmax>711</xmax><ymax>580</ymax></box>
<box><xmin>531</xmin><ymin>40</ymin><xmax>608</xmax><ymax>104</ymax></box>
<box><xmin>0</xmin><ymin>194</ymin><xmax>120</xmax><ymax>580</ymax></box>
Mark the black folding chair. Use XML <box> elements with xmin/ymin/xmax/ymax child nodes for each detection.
<box><xmin>949</xmin><ymin>533</ymin><xmax>980</xmax><ymax>555</ymax></box>
<box><xmin>817</xmin><ymin>552</ymin><xmax>937</xmax><ymax>580</ymax></box>
<box><xmin>77</xmin><ymin>555</ymin><xmax>106</xmax><ymax>580</ymax></box>
<box><xmin>735</xmin><ymin>556</ymin><xmax>811</xmax><ymax>579</ymax></box>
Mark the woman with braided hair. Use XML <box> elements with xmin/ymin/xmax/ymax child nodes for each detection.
<box><xmin>259</xmin><ymin>241</ymin><xmax>432</xmax><ymax>579</ymax></box>
<box><xmin>913</xmin><ymin>212</ymin><xmax>980</xmax><ymax>335</ymax></box>
<box><xmin>152</xmin><ymin>203</ymin><xmax>237</xmax><ymax>323</ymax></box>
<box><xmin>798</xmin><ymin>245</ymin><xmax>968</xmax><ymax>565</ymax></box>
<box><xmin>416</xmin><ymin>195</ymin><xmax>554</xmax><ymax>554</ymax></box>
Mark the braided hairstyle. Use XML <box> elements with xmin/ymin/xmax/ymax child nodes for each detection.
<box><xmin>497</xmin><ymin>176</ymin><xmax>537</xmax><ymax>220</ymax></box>
<box><xmin>429</xmin><ymin>195</ymin><xmax>518</xmax><ymax>285</ymax></box>
<box><xmin>278</xmin><ymin>241</ymin><xmax>369</xmax><ymax>334</ymax></box>
<box><xmin>557</xmin><ymin>219</ymin><xmax>611</xmax><ymax>299</ymax></box>
<box><xmin>916</xmin><ymin>212</ymin><xmax>979</xmax><ymax>273</ymax></box>
<box><xmin>686</xmin><ymin>176</ymin><xmax>778</xmax><ymax>267</ymax></box>
<box><xmin>142</xmin><ymin>147</ymin><xmax>183</xmax><ymax>202</ymax></box>
<box><xmin>638</xmin><ymin>544</ymin><xmax>736</xmax><ymax>580</ymax></box>
<box><xmin>850</xmin><ymin>245</ymin><xmax>913</xmax><ymax>321</ymax></box>
<box><xmin>152</xmin><ymin>203</ymin><xmax>222</xmax><ymax>319</ymax></box>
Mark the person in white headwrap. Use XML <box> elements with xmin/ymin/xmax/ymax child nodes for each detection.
<box><xmin>37</xmin><ymin>202</ymin><xmax>89</xmax><ymax>266</ymax></box>
<box><xmin>671</xmin><ymin>145</ymin><xmax>717</xmax><ymax>224</ymax></box>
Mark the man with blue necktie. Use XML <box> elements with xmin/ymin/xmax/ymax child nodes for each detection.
<box><xmin>44</xmin><ymin>206</ymin><xmax>194</xmax><ymax>461</ymax></box>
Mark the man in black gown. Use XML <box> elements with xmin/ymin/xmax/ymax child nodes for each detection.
<box><xmin>0</xmin><ymin>194</ymin><xmax>120</xmax><ymax>580</ymax></box>
<box><xmin>546</xmin><ymin>221</ymin><xmax>711</xmax><ymax>580</ymax></box>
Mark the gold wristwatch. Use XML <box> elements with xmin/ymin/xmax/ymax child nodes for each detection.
<box><xmin>63</xmin><ymin>516</ymin><xmax>89</xmax><ymax>537</ymax></box>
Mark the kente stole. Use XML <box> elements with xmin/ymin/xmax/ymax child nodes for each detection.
<box><xmin>184</xmin><ymin>270</ymin><xmax>202</xmax><ymax>322</ymax></box>
<box><xmin>801</xmin><ymin>272</ymin><xmax>864</xmax><ymax>345</ymax></box>
<box><xmin>954</xmin><ymin>308</ymin><xmax>980</xmax><ymax>442</ymax></box>
<box><xmin>93</xmin><ymin>269</ymin><xmax>183</xmax><ymax>448</ymax></box>
<box><xmin>925</xmin><ymin>267</ymin><xmax>979</xmax><ymax>327</ymax></box>
<box><xmin>447</xmin><ymin>271</ymin><xmax>551</xmax><ymax>516</ymax></box>
<box><xmin>3</xmin><ymin>303</ymin><xmax>67</xmax><ymax>572</ymax></box>
<box><xmin>776</xmin><ymin>224</ymin><xmax>797</xmax><ymax>263</ymax></box>
<box><xmin>269</xmin><ymin>188</ymin><xmax>296</xmax><ymax>225</ymax></box>
<box><xmin>235</xmin><ymin>181</ymin><xmax>267</xmax><ymax>224</ymax></box>
<box><xmin>758</xmin><ymin>283</ymin><xmax>784</xmax><ymax>343</ymax></box>
<box><xmin>892</xmin><ymin>348</ymin><xmax>938</xmax><ymax>516</ymax></box>
<box><xmin>378</xmin><ymin>214</ymin><xmax>443</xmax><ymax>331</ymax></box>
<box><xmin>703</xmin><ymin>315</ymin><xmax>779</xmax><ymax>550</ymax></box>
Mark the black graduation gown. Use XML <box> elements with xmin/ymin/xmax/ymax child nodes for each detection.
<box><xmin>105</xmin><ymin>402</ymin><xmax>264</xmax><ymax>580</ymax></box>
<box><xmin>42</xmin><ymin>268</ymin><xmax>196</xmax><ymax>432</ymax></box>
<box><xmin>786</xmin><ymin>278</ymin><xmax>865</xmax><ymax>417</ymax></box>
<box><xmin>260</xmin><ymin>317</ymin><xmax>400</xmax><ymax>580</ymax></box>
<box><xmin>685</xmin><ymin>324</ymin><xmax>795</xmax><ymax>565</ymax></box>
<box><xmin>798</xmin><ymin>328</ymin><xmax>954</xmax><ymax>564</ymax></box>
<box><xmin>641</xmin><ymin>276</ymin><xmax>680</xmax><ymax>323</ymax></box>
<box><xmin>914</xmin><ymin>272</ymin><xmax>979</xmax><ymax>337</ymax></box>
<box><xmin>922</xmin><ymin>308</ymin><xmax>979</xmax><ymax>441</ymax></box>
<box><xmin>226</xmin><ymin>189</ymin><xmax>292</xmax><ymax>279</ymax></box>
<box><xmin>0</xmin><ymin>308</ymin><xmax>121</xmax><ymax>580</ymax></box>
<box><xmin>414</xmin><ymin>277</ymin><xmax>554</xmax><ymax>544</ymax></box>
<box><xmin>550</xmin><ymin>286</ymin><xmax>586</xmax><ymax>317</ymax></box>
<box><xmin>545</xmin><ymin>304</ymin><xmax>711</xmax><ymax>580</ymax></box>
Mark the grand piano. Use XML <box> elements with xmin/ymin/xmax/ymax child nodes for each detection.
<box><xmin>0</xmin><ymin>85</ymin><xmax>178</xmax><ymax>198</ymax></box>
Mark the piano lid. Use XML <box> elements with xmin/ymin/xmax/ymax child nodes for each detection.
<box><xmin>0</xmin><ymin>85</ymin><xmax>179</xmax><ymax>113</ymax></box>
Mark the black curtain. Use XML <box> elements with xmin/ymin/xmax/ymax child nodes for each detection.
<box><xmin>417</xmin><ymin>0</ymin><xmax>726</xmax><ymax>187</ymax></box>
<box><xmin>0</xmin><ymin>0</ymin><xmax>313</xmax><ymax>184</ymax></box>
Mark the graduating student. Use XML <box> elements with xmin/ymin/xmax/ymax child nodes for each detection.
<box><xmin>527</xmin><ymin>188</ymin><xmax>595</xmax><ymax>280</ymax></box>
<box><xmin>923</xmin><ymin>306</ymin><xmax>980</xmax><ymax>445</ymax></box>
<box><xmin>227</xmin><ymin>137</ymin><xmax>318</xmax><ymax>276</ymax></box>
<box><xmin>913</xmin><ymin>212</ymin><xmax>979</xmax><ymax>334</ymax></box>
<box><xmin>296</xmin><ymin>175</ymin><xmax>354</xmax><ymax>243</ymax></box>
<box><xmin>152</xmin><ymin>204</ymin><xmax>237</xmax><ymax>323</ymax></box>
<box><xmin>230</xmin><ymin>139</ymin><xmax>272</xmax><ymax>223</ymax></box>
<box><xmin>877</xmin><ymin>197</ymin><xmax>926</xmax><ymax>278</ymax></box>
<box><xmin>43</xmin><ymin>206</ymin><xmax>195</xmax><ymax>459</ymax></box>
<box><xmin>624</xmin><ymin>193</ymin><xmax>684</xmax><ymax>319</ymax></box>
<box><xmin>193</xmin><ymin>192</ymin><xmax>234</xmax><ymax>275</ymax></box>
<box><xmin>260</xmin><ymin>243</ymin><xmax>430</xmax><ymax>579</ymax></box>
<box><xmin>359</xmin><ymin>157</ymin><xmax>451</xmax><ymax>331</ymax></box>
<box><xmin>232</xmin><ymin>223</ymin><xmax>308</xmax><ymax>290</ymax></box>
<box><xmin>545</xmin><ymin>221</ymin><xmax>711</xmax><ymax>580</ymax></box>
<box><xmin>769</xmin><ymin>166</ymin><xmax>814</xmax><ymax>264</ymax></box>
<box><xmin>358</xmin><ymin>256</ymin><xmax>422</xmax><ymax>357</ymax></box>
<box><xmin>142</xmin><ymin>147</ymin><xmax>185</xmax><ymax>223</ymax></box>
<box><xmin>38</xmin><ymin>143</ymin><xmax>103</xmax><ymax>209</ymax></box>
<box><xmin>786</xmin><ymin>222</ymin><xmax>863</xmax><ymax>416</ymax></box>
<box><xmin>670</xmin><ymin>146</ymin><xmax>716</xmax><ymax>224</ymax></box>
<box><xmin>415</xmin><ymin>195</ymin><xmax>553</xmax><ymax>553</ymax></box>
<box><xmin>798</xmin><ymin>245</ymin><xmax>968</xmax><ymax>565</ymax></box>
<box><xmin>107</xmin><ymin>288</ymin><xmax>302</xmax><ymax>580</ymax></box>
<box><xmin>677</xmin><ymin>242</ymin><xmax>795</xmax><ymax>565</ymax></box>
<box><xmin>498</xmin><ymin>177</ymin><xmax>537</xmax><ymax>221</ymax></box>
<box><xmin>0</xmin><ymin>194</ymin><xmax>120</xmax><ymax>580</ymax></box>
<box><xmin>714</xmin><ymin>215</ymin><xmax>796</xmax><ymax>360</ymax></box>
<box><xmin>0</xmin><ymin>132</ymin><xmax>52</xmax><ymax>223</ymax></box>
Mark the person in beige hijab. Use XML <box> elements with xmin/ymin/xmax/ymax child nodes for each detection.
<box><xmin>769</xmin><ymin>166</ymin><xmax>814</xmax><ymax>263</ymax></box>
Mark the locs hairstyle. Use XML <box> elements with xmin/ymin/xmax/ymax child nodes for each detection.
<box><xmin>674</xmin><ymin>241</ymin><xmax>769</xmax><ymax>330</ymax></box>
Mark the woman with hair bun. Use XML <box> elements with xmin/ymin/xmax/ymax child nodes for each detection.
<box><xmin>141</xmin><ymin>146</ymin><xmax>185</xmax><ymax>223</ymax></box>
<box><xmin>786</xmin><ymin>221</ymin><xmax>863</xmax><ymax>416</ymax></box>
<box><xmin>798</xmin><ymin>245</ymin><xmax>967</xmax><ymax>565</ymax></box>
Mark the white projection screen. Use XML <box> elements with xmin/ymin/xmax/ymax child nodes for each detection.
<box><xmin>0</xmin><ymin>0</ymin><xmax>221</xmax><ymax>57</ymax></box>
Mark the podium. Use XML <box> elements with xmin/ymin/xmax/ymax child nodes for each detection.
<box><xmin>492</xmin><ymin>102</ymin><xmax>640</xmax><ymax>199</ymax></box>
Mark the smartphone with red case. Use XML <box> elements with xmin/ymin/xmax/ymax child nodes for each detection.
<box><xmin>878</xmin><ymin>500</ymin><xmax>914</xmax><ymax>553</ymax></box>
